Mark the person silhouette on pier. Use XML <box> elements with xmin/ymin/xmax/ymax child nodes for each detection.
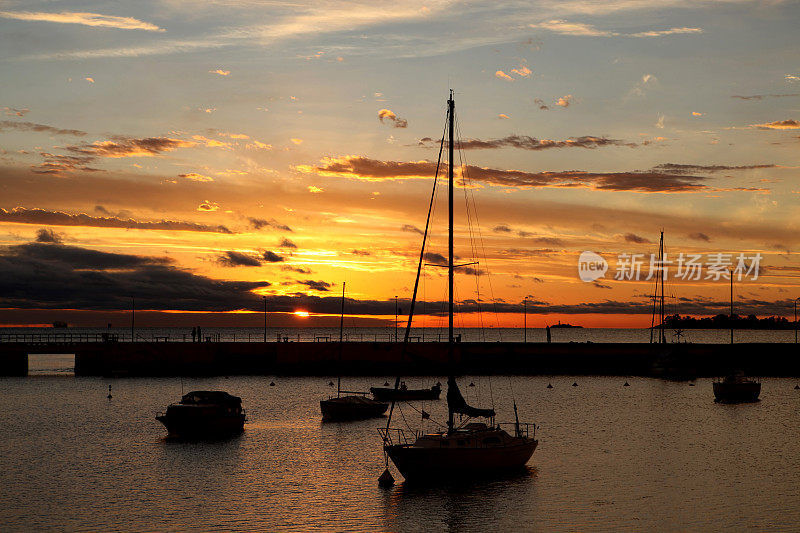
<box><xmin>191</xmin><ymin>327</ymin><xmax>196</xmax><ymax>342</ymax></box>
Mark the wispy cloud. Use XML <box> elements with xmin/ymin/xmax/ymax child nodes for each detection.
<box><xmin>249</xmin><ymin>217</ymin><xmax>292</xmax><ymax>232</ymax></box>
<box><xmin>178</xmin><ymin>172</ymin><xmax>214</xmax><ymax>182</ymax></box>
<box><xmin>298</xmin><ymin>155</ymin><xmax>715</xmax><ymax>193</ymax></box>
<box><xmin>3</xmin><ymin>107</ymin><xmax>29</xmax><ymax>117</ymax></box>
<box><xmin>67</xmin><ymin>137</ymin><xmax>195</xmax><ymax>158</ymax></box>
<box><xmin>210</xmin><ymin>69</ymin><xmax>230</xmax><ymax>76</ymax></box>
<box><xmin>731</xmin><ymin>93</ymin><xmax>799</xmax><ymax>100</ymax></box>
<box><xmin>0</xmin><ymin>207</ymin><xmax>232</xmax><ymax>233</ymax></box>
<box><xmin>529</xmin><ymin>20</ymin><xmax>702</xmax><ymax>38</ymax></box>
<box><xmin>422</xmin><ymin>135</ymin><xmax>635</xmax><ymax>151</ymax></box>
<box><xmin>0</xmin><ymin>10</ymin><xmax>164</xmax><ymax>31</ymax></box>
<box><xmin>0</xmin><ymin>120</ymin><xmax>87</xmax><ymax>136</ymax></box>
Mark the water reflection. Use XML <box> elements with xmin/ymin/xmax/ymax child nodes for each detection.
<box><xmin>384</xmin><ymin>467</ymin><xmax>538</xmax><ymax>531</ymax></box>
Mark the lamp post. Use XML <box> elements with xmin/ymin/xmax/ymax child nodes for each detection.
<box><xmin>263</xmin><ymin>296</ymin><xmax>267</xmax><ymax>343</ymax></box>
<box><xmin>523</xmin><ymin>297</ymin><xmax>527</xmax><ymax>343</ymax></box>
<box><xmin>130</xmin><ymin>296</ymin><xmax>135</xmax><ymax>342</ymax></box>
<box><xmin>394</xmin><ymin>295</ymin><xmax>398</xmax><ymax>342</ymax></box>
<box><xmin>795</xmin><ymin>297</ymin><xmax>798</xmax><ymax>344</ymax></box>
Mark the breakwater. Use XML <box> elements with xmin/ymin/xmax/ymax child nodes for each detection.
<box><xmin>1</xmin><ymin>340</ymin><xmax>799</xmax><ymax>377</ymax></box>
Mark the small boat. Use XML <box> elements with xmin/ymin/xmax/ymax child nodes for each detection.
<box><xmin>156</xmin><ymin>390</ymin><xmax>245</xmax><ymax>439</ymax></box>
<box><xmin>320</xmin><ymin>282</ymin><xmax>389</xmax><ymax>421</ymax></box>
<box><xmin>713</xmin><ymin>372</ymin><xmax>761</xmax><ymax>403</ymax></box>
<box><xmin>370</xmin><ymin>381</ymin><xmax>441</xmax><ymax>402</ymax></box>
<box><xmin>321</xmin><ymin>394</ymin><xmax>389</xmax><ymax>421</ymax></box>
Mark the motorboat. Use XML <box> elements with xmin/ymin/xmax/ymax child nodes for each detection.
<box><xmin>156</xmin><ymin>390</ymin><xmax>245</xmax><ymax>439</ymax></box>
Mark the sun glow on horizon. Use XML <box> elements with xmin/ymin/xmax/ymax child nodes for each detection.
<box><xmin>294</xmin><ymin>310</ymin><xmax>310</xmax><ymax>317</ymax></box>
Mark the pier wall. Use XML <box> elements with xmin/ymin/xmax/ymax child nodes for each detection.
<box><xmin>1</xmin><ymin>341</ymin><xmax>798</xmax><ymax>377</ymax></box>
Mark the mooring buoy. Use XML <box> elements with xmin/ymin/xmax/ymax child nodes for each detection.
<box><xmin>572</xmin><ymin>382</ymin><xmax>578</xmax><ymax>387</ymax></box>
<box><xmin>328</xmin><ymin>381</ymin><xmax>334</xmax><ymax>386</ymax></box>
<box><xmin>624</xmin><ymin>381</ymin><xmax>630</xmax><ymax>387</ymax></box>
<box><xmin>378</xmin><ymin>468</ymin><xmax>395</xmax><ymax>487</ymax></box>
<box><xmin>384</xmin><ymin>381</ymin><xmax>389</xmax><ymax>386</ymax></box>
<box><xmin>107</xmin><ymin>385</ymin><xmax>112</xmax><ymax>399</ymax></box>
<box><xmin>269</xmin><ymin>381</ymin><xmax>275</xmax><ymax>386</ymax></box>
<box><xmin>546</xmin><ymin>383</ymin><xmax>553</xmax><ymax>389</ymax></box>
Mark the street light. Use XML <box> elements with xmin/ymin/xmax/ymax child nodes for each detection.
<box><xmin>394</xmin><ymin>295</ymin><xmax>398</xmax><ymax>342</ymax></box>
<box><xmin>263</xmin><ymin>296</ymin><xmax>267</xmax><ymax>343</ymax></box>
<box><xmin>523</xmin><ymin>297</ymin><xmax>527</xmax><ymax>343</ymax></box>
<box><xmin>795</xmin><ymin>297</ymin><xmax>799</xmax><ymax>344</ymax></box>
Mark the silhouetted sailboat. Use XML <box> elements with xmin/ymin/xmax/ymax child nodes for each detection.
<box><xmin>321</xmin><ymin>283</ymin><xmax>389</xmax><ymax>421</ymax></box>
<box><xmin>379</xmin><ymin>92</ymin><xmax>537</xmax><ymax>484</ymax></box>
<box><xmin>713</xmin><ymin>273</ymin><xmax>761</xmax><ymax>403</ymax></box>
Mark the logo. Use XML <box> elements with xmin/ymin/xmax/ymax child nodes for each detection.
<box><xmin>578</xmin><ymin>251</ymin><xmax>608</xmax><ymax>282</ymax></box>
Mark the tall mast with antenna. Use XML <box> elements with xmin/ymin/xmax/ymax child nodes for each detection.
<box><xmin>447</xmin><ymin>90</ymin><xmax>455</xmax><ymax>433</ymax></box>
<box><xmin>337</xmin><ymin>282</ymin><xmax>345</xmax><ymax>397</ymax></box>
<box><xmin>659</xmin><ymin>231</ymin><xmax>665</xmax><ymax>344</ymax></box>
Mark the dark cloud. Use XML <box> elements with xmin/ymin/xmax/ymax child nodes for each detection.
<box><xmin>66</xmin><ymin>136</ymin><xmax>193</xmax><ymax>157</ymax></box>
<box><xmin>35</xmin><ymin>228</ymin><xmax>62</xmax><ymax>243</ymax></box>
<box><xmin>279</xmin><ymin>238</ymin><xmax>297</xmax><ymax>249</ymax></box>
<box><xmin>281</xmin><ymin>265</ymin><xmax>313</xmax><ymax>274</ymax></box>
<box><xmin>534</xmin><ymin>98</ymin><xmax>549</xmax><ymax>110</ymax></box>
<box><xmin>531</xmin><ymin>237</ymin><xmax>563</xmax><ymax>246</ymax></box>
<box><xmin>593</xmin><ymin>282</ymin><xmax>613</xmax><ymax>289</ymax></box>
<box><xmin>9</xmin><ymin>242</ymin><xmax>171</xmax><ymax>270</ymax></box>
<box><xmin>0</xmin><ymin>242</ymin><xmax>269</xmax><ymax>312</ymax></box>
<box><xmin>731</xmin><ymin>94</ymin><xmax>799</xmax><ymax>100</ymax></box>
<box><xmin>32</xmin><ymin>152</ymin><xmax>104</xmax><ymax>174</ymax></box>
<box><xmin>688</xmin><ymin>232</ymin><xmax>711</xmax><ymax>242</ymax></box>
<box><xmin>378</xmin><ymin>109</ymin><xmax>408</xmax><ymax>128</ymax></box>
<box><xmin>419</xmin><ymin>135</ymin><xmax>634</xmax><ymax>150</ymax></box>
<box><xmin>493</xmin><ymin>225</ymin><xmax>513</xmax><ymax>233</ymax></box>
<box><xmin>402</xmin><ymin>224</ymin><xmax>424</xmax><ymax>234</ymax></box>
<box><xmin>262</xmin><ymin>251</ymin><xmax>285</xmax><ymax>263</ymax></box>
<box><xmin>351</xmin><ymin>249</ymin><xmax>371</xmax><ymax>256</ymax></box>
<box><xmin>460</xmin><ymin>266</ymin><xmax>486</xmax><ymax>276</ymax></box>
<box><xmin>0</xmin><ymin>120</ymin><xmax>87</xmax><ymax>136</ymax></box>
<box><xmin>306</xmin><ymin>156</ymin><xmax>711</xmax><ymax>193</ymax></box>
<box><xmin>655</xmin><ymin>163</ymin><xmax>776</xmax><ymax>173</ymax></box>
<box><xmin>456</xmin><ymin>135</ymin><xmax>635</xmax><ymax>150</ymax></box>
<box><xmin>0</xmin><ymin>207</ymin><xmax>233</xmax><ymax>233</ymax></box>
<box><xmin>249</xmin><ymin>217</ymin><xmax>292</xmax><ymax>232</ymax></box>
<box><xmin>297</xmin><ymin>279</ymin><xmax>332</xmax><ymax>291</ymax></box>
<box><xmin>218</xmin><ymin>251</ymin><xmax>262</xmax><ymax>267</ymax></box>
<box><xmin>623</xmin><ymin>233</ymin><xmax>651</xmax><ymax>244</ymax></box>
<box><xmin>423</xmin><ymin>252</ymin><xmax>448</xmax><ymax>265</ymax></box>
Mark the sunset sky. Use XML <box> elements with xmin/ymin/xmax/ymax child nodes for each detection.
<box><xmin>1</xmin><ymin>0</ymin><xmax>798</xmax><ymax>328</ymax></box>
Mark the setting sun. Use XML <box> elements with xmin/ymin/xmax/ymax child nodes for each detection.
<box><xmin>294</xmin><ymin>310</ymin><xmax>310</xmax><ymax>318</ymax></box>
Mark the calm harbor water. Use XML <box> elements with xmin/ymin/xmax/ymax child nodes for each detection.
<box><xmin>1</xmin><ymin>374</ymin><xmax>799</xmax><ymax>531</ymax></box>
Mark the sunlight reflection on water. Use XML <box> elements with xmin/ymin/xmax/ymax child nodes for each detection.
<box><xmin>0</xmin><ymin>375</ymin><xmax>799</xmax><ymax>531</ymax></box>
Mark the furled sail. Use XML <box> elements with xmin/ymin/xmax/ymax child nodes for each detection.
<box><xmin>447</xmin><ymin>376</ymin><xmax>495</xmax><ymax>418</ymax></box>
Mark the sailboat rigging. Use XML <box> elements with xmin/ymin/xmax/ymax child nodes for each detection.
<box><xmin>320</xmin><ymin>282</ymin><xmax>389</xmax><ymax>421</ymax></box>
<box><xmin>378</xmin><ymin>91</ymin><xmax>538</xmax><ymax>484</ymax></box>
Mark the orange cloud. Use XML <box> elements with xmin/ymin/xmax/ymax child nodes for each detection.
<box><xmin>510</xmin><ymin>65</ymin><xmax>532</xmax><ymax>78</ymax></box>
<box><xmin>498</xmin><ymin>114</ymin><xmax>510</xmax><ymax>119</ymax></box>
<box><xmin>556</xmin><ymin>94</ymin><xmax>573</xmax><ymax>107</ymax></box>
<box><xmin>752</xmin><ymin>119</ymin><xmax>800</xmax><ymax>130</ymax></box>
<box><xmin>197</xmin><ymin>200</ymin><xmax>219</xmax><ymax>211</ymax></box>
<box><xmin>307</xmin><ymin>185</ymin><xmax>323</xmax><ymax>193</ymax></box>
<box><xmin>290</xmin><ymin>138</ymin><xmax>303</xmax><ymax>145</ymax></box>
<box><xmin>378</xmin><ymin>109</ymin><xmax>408</xmax><ymax>128</ymax></box>
<box><xmin>84</xmin><ymin>77</ymin><xmax>95</xmax><ymax>83</ymax></box>
<box><xmin>210</xmin><ymin>69</ymin><xmax>230</xmax><ymax>76</ymax></box>
<box><xmin>178</xmin><ymin>172</ymin><xmax>214</xmax><ymax>182</ymax></box>
<box><xmin>495</xmin><ymin>70</ymin><xmax>514</xmax><ymax>81</ymax></box>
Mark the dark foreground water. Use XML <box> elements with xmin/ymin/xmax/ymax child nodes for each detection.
<box><xmin>1</xmin><ymin>374</ymin><xmax>799</xmax><ymax>531</ymax></box>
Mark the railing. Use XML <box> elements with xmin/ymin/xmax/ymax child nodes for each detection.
<box><xmin>0</xmin><ymin>332</ymin><xmax>423</xmax><ymax>344</ymax></box>
<box><xmin>378</xmin><ymin>427</ymin><xmax>419</xmax><ymax>447</ymax></box>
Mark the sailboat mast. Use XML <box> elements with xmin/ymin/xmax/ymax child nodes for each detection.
<box><xmin>659</xmin><ymin>231</ymin><xmax>665</xmax><ymax>344</ymax></box>
<box><xmin>730</xmin><ymin>271</ymin><xmax>734</xmax><ymax>344</ymax></box>
<box><xmin>448</xmin><ymin>90</ymin><xmax>455</xmax><ymax>345</ymax></box>
<box><xmin>447</xmin><ymin>90</ymin><xmax>455</xmax><ymax>433</ymax></box>
<box><xmin>337</xmin><ymin>282</ymin><xmax>345</xmax><ymax>397</ymax></box>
